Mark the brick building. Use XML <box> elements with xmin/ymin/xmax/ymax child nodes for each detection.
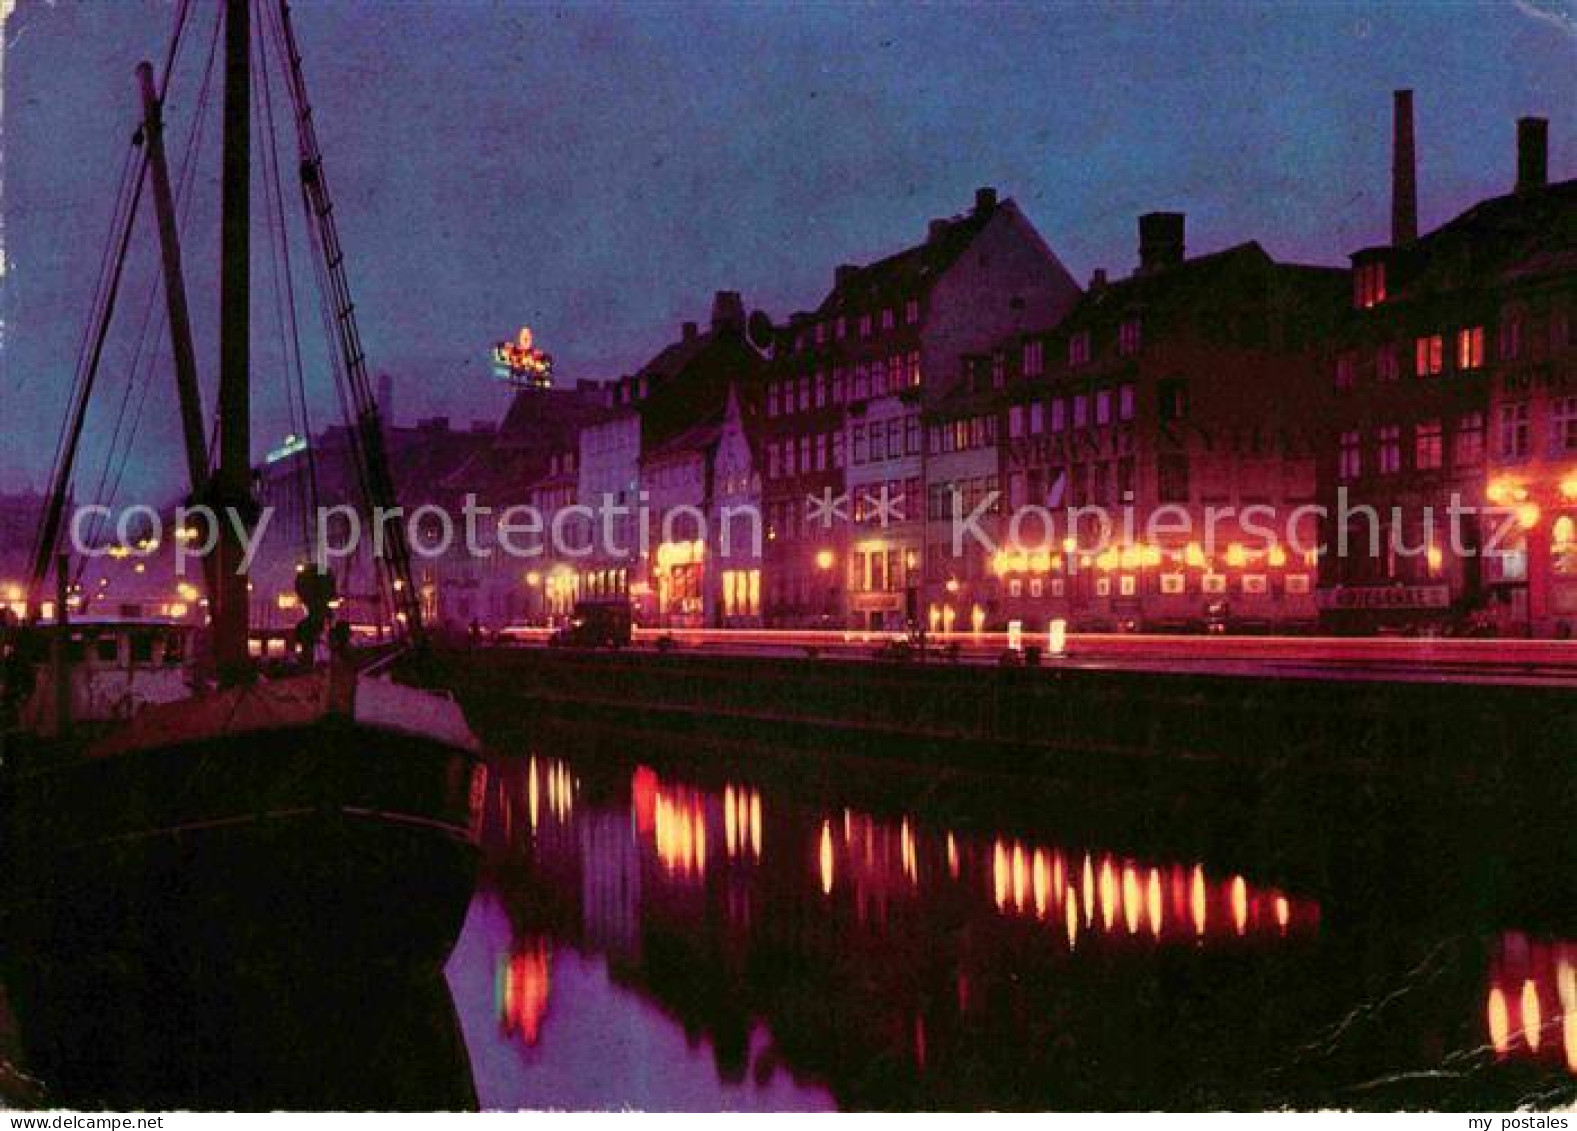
<box><xmin>760</xmin><ymin>186</ymin><xmax>1080</xmax><ymax>628</ymax></box>
<box><xmin>1319</xmin><ymin>95</ymin><xmax>1577</xmax><ymax>636</ymax></box>
<box><xmin>993</xmin><ymin>213</ymin><xmax>1343</xmax><ymax>633</ymax></box>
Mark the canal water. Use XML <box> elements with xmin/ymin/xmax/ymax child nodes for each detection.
<box><xmin>445</xmin><ymin>725</ymin><xmax>1576</xmax><ymax>1111</ymax></box>
<box><xmin>2</xmin><ymin>721</ymin><xmax>1572</xmax><ymax>1110</ymax></box>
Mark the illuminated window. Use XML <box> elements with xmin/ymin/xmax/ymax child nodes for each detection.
<box><xmin>1094</xmin><ymin>577</ymin><xmax>1111</xmax><ymax>597</ymax></box>
<box><xmin>881</xmin><ymin>308</ymin><xmax>895</xmax><ymax>331</ymax></box>
<box><xmin>859</xmin><ymin>314</ymin><xmax>872</xmax><ymax>338</ymax></box>
<box><xmin>1553</xmin><ymin>516</ymin><xmax>1577</xmax><ymax>577</ymax></box>
<box><xmin>905</xmin><ymin>299</ymin><xmax>919</xmax><ymax>325</ymax></box>
<box><xmin>1072</xmin><ymin>394</ymin><xmax>1089</xmax><ymax>429</ymax></box>
<box><xmin>1160</xmin><ymin>573</ymin><xmax>1185</xmax><ymax>595</ymax></box>
<box><xmin>767</xmin><ymin>383</ymin><xmax>780</xmax><ymax>417</ymax></box>
<box><xmin>1415</xmin><ymin>334</ymin><xmax>1444</xmax><ymax>376</ymax></box>
<box><xmin>1456</xmin><ymin>326</ymin><xmax>1485</xmax><ymax>370</ymax></box>
<box><xmin>1415</xmin><ymin>419</ymin><xmax>1443</xmax><ymax>471</ymax></box>
<box><xmin>1029</xmin><ymin>402</ymin><xmax>1045</xmax><ymax>433</ymax></box>
<box><xmin>1552</xmin><ymin>396</ymin><xmax>1577</xmax><ymax>453</ymax></box>
<box><xmin>1096</xmin><ymin>389</ymin><xmax>1113</xmax><ymax>426</ymax></box>
<box><xmin>1118</xmin><ymin>383</ymin><xmax>1135</xmax><ymax>421</ymax></box>
<box><xmin>1050</xmin><ymin>398</ymin><xmax>1066</xmax><ymax>433</ymax></box>
<box><xmin>1242</xmin><ymin>574</ymin><xmax>1267</xmax><ymax>595</ymax></box>
<box><xmin>907</xmin><ymin>350</ymin><xmax>921</xmax><ymax>387</ymax></box>
<box><xmin>834</xmin><ymin>316</ymin><xmax>846</xmax><ymax>340</ymax></box>
<box><xmin>1068</xmin><ymin>331</ymin><xmax>1091</xmax><ymax>367</ymax></box>
<box><xmin>1009</xmin><ymin>405</ymin><xmax>1025</xmax><ymax>439</ymax></box>
<box><xmin>1286</xmin><ymin>574</ymin><xmax>1311</xmax><ymax>594</ymax></box>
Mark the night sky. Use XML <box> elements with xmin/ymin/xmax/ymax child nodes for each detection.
<box><xmin>1</xmin><ymin>0</ymin><xmax>1572</xmax><ymax>501</ymax></box>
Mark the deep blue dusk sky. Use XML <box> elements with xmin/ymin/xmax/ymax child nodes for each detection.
<box><xmin>1</xmin><ymin>0</ymin><xmax>1573</xmax><ymax>501</ymax></box>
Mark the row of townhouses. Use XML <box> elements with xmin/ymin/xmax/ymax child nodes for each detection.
<box><xmin>473</xmin><ymin>96</ymin><xmax>1572</xmax><ymax>638</ymax></box>
<box><xmin>41</xmin><ymin>94</ymin><xmax>1575</xmax><ymax>640</ymax></box>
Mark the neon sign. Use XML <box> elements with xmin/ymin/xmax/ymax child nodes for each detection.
<box><xmin>491</xmin><ymin>327</ymin><xmax>554</xmax><ymax>389</ymax></box>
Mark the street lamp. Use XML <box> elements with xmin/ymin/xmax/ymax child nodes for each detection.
<box><xmin>816</xmin><ymin>549</ymin><xmax>836</xmax><ymax>627</ymax></box>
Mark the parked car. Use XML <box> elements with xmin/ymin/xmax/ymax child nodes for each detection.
<box><xmin>549</xmin><ymin>600</ymin><xmax>633</xmax><ymax>649</ymax></box>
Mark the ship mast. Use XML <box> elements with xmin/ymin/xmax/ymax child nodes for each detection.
<box><xmin>213</xmin><ymin>0</ymin><xmax>252</xmax><ymax>680</ymax></box>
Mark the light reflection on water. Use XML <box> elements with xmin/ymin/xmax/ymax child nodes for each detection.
<box><xmin>446</xmin><ymin>749</ymin><xmax>1575</xmax><ymax>1111</ymax></box>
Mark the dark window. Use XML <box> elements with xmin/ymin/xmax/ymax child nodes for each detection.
<box><xmin>1158</xmin><ymin>452</ymin><xmax>1190</xmax><ymax>504</ymax></box>
<box><xmin>1158</xmin><ymin>378</ymin><xmax>1189</xmax><ymax>423</ymax></box>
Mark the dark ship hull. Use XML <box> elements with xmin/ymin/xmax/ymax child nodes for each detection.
<box><xmin>2</xmin><ymin>672</ymin><xmax>485</xmax><ymax>972</ymax></box>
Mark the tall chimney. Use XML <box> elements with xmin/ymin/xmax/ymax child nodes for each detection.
<box><xmin>1517</xmin><ymin>117</ymin><xmax>1548</xmax><ymax>194</ymax></box>
<box><xmin>974</xmin><ymin>186</ymin><xmax>998</xmax><ymax>213</ymax></box>
<box><xmin>377</xmin><ymin>373</ymin><xmax>394</xmax><ymax>426</ymax></box>
<box><xmin>711</xmin><ymin>289</ymin><xmax>745</xmax><ymax>332</ymax></box>
<box><xmin>1137</xmin><ymin>213</ymin><xmax>1185</xmax><ymax>273</ymax></box>
<box><xmin>1391</xmin><ymin>89</ymin><xmax>1418</xmax><ymax>246</ymax></box>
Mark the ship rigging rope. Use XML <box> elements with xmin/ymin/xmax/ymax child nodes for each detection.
<box><xmin>266</xmin><ymin>0</ymin><xmax>420</xmax><ymax>639</ymax></box>
<box><xmin>26</xmin><ymin>137</ymin><xmax>147</xmax><ymax>603</ymax></box>
<box><xmin>254</xmin><ymin>0</ymin><xmax>319</xmax><ymax>550</ymax></box>
<box><xmin>29</xmin><ymin>0</ymin><xmax>200</xmax><ymax>599</ymax></box>
<box><xmin>73</xmin><ymin>5</ymin><xmax>226</xmax><ymax>580</ymax></box>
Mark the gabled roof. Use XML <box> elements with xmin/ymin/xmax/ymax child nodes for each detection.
<box><xmin>1054</xmin><ymin>241</ymin><xmax>1342</xmax><ymax>340</ymax></box>
<box><xmin>814</xmin><ymin>201</ymin><xmax>1000</xmax><ymax>315</ymax></box>
<box><xmin>635</xmin><ymin>325</ymin><xmax>763</xmax><ymax>456</ymax></box>
<box><xmin>644</xmin><ymin>416</ymin><xmax>724</xmax><ymax>463</ymax></box>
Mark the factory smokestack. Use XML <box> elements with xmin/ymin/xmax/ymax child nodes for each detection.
<box><xmin>1517</xmin><ymin>117</ymin><xmax>1548</xmax><ymax>194</ymax></box>
<box><xmin>1391</xmin><ymin>90</ymin><xmax>1418</xmax><ymax>246</ymax></box>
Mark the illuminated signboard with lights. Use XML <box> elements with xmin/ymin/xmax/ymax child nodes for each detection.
<box><xmin>492</xmin><ymin>327</ymin><xmax>554</xmax><ymax>389</ymax></box>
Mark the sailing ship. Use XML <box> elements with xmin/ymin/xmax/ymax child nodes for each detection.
<box><xmin>0</xmin><ymin>0</ymin><xmax>484</xmax><ymax>969</ymax></box>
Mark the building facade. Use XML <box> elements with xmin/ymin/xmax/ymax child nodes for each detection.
<box><xmin>761</xmin><ymin>186</ymin><xmax>1081</xmax><ymax>628</ymax></box>
<box><xmin>994</xmin><ymin>213</ymin><xmax>1341</xmax><ymax>633</ymax></box>
<box><xmin>1320</xmin><ymin>100</ymin><xmax>1576</xmax><ymax>637</ymax></box>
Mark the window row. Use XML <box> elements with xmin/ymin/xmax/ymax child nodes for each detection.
<box><xmin>1495</xmin><ymin>396</ymin><xmax>1577</xmax><ymax>461</ymax></box>
<box><xmin>852</xmin><ymin>414</ymin><xmax>921</xmax><ymax>465</ymax></box>
<box><xmin>1007</xmin><ymin>383</ymin><xmax>1137</xmax><ymax>438</ymax></box>
<box><xmin>765</xmin><ymin>432</ymin><xmax>844</xmax><ymax>479</ymax></box>
<box><xmin>791</xmin><ymin>299</ymin><xmax>922</xmax><ymax>352</ymax></box>
<box><xmin>927</xmin><ymin>476</ymin><xmax>1002</xmax><ymax>521</ymax></box>
<box><xmin>766</xmin><ymin>351</ymin><xmax>922</xmax><ymax>416</ymax></box>
<box><xmin>1336</xmin><ymin>413</ymin><xmax>1485</xmax><ymax>480</ymax></box>
<box><xmin>929</xmin><ymin>414</ymin><xmax>997</xmax><ymax>455</ymax></box>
